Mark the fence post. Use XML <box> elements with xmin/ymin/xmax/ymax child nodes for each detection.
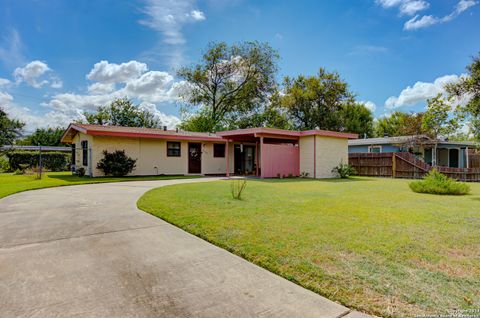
<box><xmin>392</xmin><ymin>153</ymin><xmax>396</xmax><ymax>178</ymax></box>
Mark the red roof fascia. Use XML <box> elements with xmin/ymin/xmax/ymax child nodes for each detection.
<box><xmin>301</xmin><ymin>130</ymin><xmax>358</xmax><ymax>139</ymax></box>
<box><xmin>87</xmin><ymin>130</ymin><xmax>224</xmax><ymax>142</ymax></box>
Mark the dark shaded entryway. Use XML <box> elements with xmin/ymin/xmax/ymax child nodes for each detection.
<box><xmin>234</xmin><ymin>145</ymin><xmax>255</xmax><ymax>175</ymax></box>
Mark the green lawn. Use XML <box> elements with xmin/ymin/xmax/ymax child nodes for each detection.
<box><xmin>0</xmin><ymin>172</ymin><xmax>199</xmax><ymax>199</ymax></box>
<box><xmin>137</xmin><ymin>177</ymin><xmax>480</xmax><ymax>318</ymax></box>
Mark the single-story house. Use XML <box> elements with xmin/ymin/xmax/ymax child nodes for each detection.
<box><xmin>348</xmin><ymin>135</ymin><xmax>477</xmax><ymax>168</ymax></box>
<box><xmin>61</xmin><ymin>124</ymin><xmax>357</xmax><ymax>178</ymax></box>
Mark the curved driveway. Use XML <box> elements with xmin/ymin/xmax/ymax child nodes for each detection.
<box><xmin>0</xmin><ymin>178</ymin><xmax>362</xmax><ymax>318</ymax></box>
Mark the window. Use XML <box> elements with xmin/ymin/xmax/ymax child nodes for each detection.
<box><xmin>368</xmin><ymin>146</ymin><xmax>382</xmax><ymax>153</ymax></box>
<box><xmin>81</xmin><ymin>140</ymin><xmax>88</xmax><ymax>166</ymax></box>
<box><xmin>213</xmin><ymin>143</ymin><xmax>225</xmax><ymax>158</ymax></box>
<box><xmin>167</xmin><ymin>142</ymin><xmax>181</xmax><ymax>157</ymax></box>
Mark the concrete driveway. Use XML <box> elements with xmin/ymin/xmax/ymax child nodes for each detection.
<box><xmin>0</xmin><ymin>178</ymin><xmax>366</xmax><ymax>318</ymax></box>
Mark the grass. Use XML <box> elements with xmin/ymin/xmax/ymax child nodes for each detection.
<box><xmin>137</xmin><ymin>177</ymin><xmax>480</xmax><ymax>317</ymax></box>
<box><xmin>0</xmin><ymin>172</ymin><xmax>199</xmax><ymax>199</ymax></box>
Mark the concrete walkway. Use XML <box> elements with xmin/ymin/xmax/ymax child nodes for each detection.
<box><xmin>0</xmin><ymin>178</ymin><xmax>368</xmax><ymax>318</ymax></box>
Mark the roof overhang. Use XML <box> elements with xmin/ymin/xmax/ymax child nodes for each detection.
<box><xmin>60</xmin><ymin>124</ymin><xmax>224</xmax><ymax>144</ymax></box>
<box><xmin>60</xmin><ymin>124</ymin><xmax>87</xmax><ymax>144</ymax></box>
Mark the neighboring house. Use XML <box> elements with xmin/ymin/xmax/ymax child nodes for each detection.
<box><xmin>61</xmin><ymin>124</ymin><xmax>357</xmax><ymax>178</ymax></box>
<box><xmin>348</xmin><ymin>136</ymin><xmax>477</xmax><ymax>168</ymax></box>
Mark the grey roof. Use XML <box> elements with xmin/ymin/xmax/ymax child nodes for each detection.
<box><xmin>0</xmin><ymin>145</ymin><xmax>71</xmax><ymax>152</ymax></box>
<box><xmin>348</xmin><ymin>136</ymin><xmax>478</xmax><ymax>147</ymax></box>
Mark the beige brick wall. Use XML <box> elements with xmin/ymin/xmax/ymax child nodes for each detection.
<box><xmin>71</xmin><ymin>132</ymin><xmax>236</xmax><ymax>177</ymax></box>
<box><xmin>299</xmin><ymin>136</ymin><xmax>314</xmax><ymax>177</ymax></box>
<box><xmin>299</xmin><ymin>135</ymin><xmax>348</xmax><ymax>179</ymax></box>
<box><xmin>316</xmin><ymin>136</ymin><xmax>348</xmax><ymax>178</ymax></box>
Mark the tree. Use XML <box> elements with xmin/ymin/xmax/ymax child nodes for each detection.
<box><xmin>0</xmin><ymin>107</ymin><xmax>24</xmax><ymax>147</ymax></box>
<box><xmin>374</xmin><ymin>111</ymin><xmax>408</xmax><ymax>137</ymax></box>
<box><xmin>84</xmin><ymin>98</ymin><xmax>161</xmax><ymax>128</ymax></box>
<box><xmin>422</xmin><ymin>94</ymin><xmax>458</xmax><ymax>166</ymax></box>
<box><xmin>18</xmin><ymin>127</ymin><xmax>65</xmax><ymax>146</ymax></box>
<box><xmin>177</xmin><ymin>41</ymin><xmax>279</xmax><ymax>132</ymax></box>
<box><xmin>340</xmin><ymin>102</ymin><xmax>374</xmax><ymax>137</ymax></box>
<box><xmin>446</xmin><ymin>52</ymin><xmax>480</xmax><ymax>140</ymax></box>
<box><xmin>398</xmin><ymin>112</ymin><xmax>428</xmax><ymax>136</ymax></box>
<box><xmin>281</xmin><ymin>68</ymin><xmax>355</xmax><ymax>131</ymax></box>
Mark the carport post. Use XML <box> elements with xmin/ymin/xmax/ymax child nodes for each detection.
<box><xmin>255</xmin><ymin>141</ymin><xmax>259</xmax><ymax>177</ymax></box>
<box><xmin>260</xmin><ymin>137</ymin><xmax>265</xmax><ymax>179</ymax></box>
<box><xmin>225</xmin><ymin>140</ymin><xmax>230</xmax><ymax>177</ymax></box>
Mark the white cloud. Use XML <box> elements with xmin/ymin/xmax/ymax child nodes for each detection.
<box><xmin>124</xmin><ymin>71</ymin><xmax>173</xmax><ymax>99</ymax></box>
<box><xmin>5</xmin><ymin>60</ymin><xmax>188</xmax><ymax>131</ymax></box>
<box><xmin>0</xmin><ymin>91</ymin><xmax>13</xmax><ymax>105</ymax></box>
<box><xmin>139</xmin><ymin>0</ymin><xmax>206</xmax><ymax>45</ymax></box>
<box><xmin>376</xmin><ymin>0</ymin><xmax>429</xmax><ymax>15</ymax></box>
<box><xmin>377</xmin><ymin>0</ymin><xmax>478</xmax><ymax>30</ymax></box>
<box><xmin>403</xmin><ymin>0</ymin><xmax>478</xmax><ymax>30</ymax></box>
<box><xmin>87</xmin><ymin>82</ymin><xmax>116</xmax><ymax>94</ymax></box>
<box><xmin>361</xmin><ymin>101</ymin><xmax>377</xmax><ymax>112</ymax></box>
<box><xmin>190</xmin><ymin>10</ymin><xmax>206</xmax><ymax>21</ymax></box>
<box><xmin>384</xmin><ymin>74</ymin><xmax>462</xmax><ymax>109</ymax></box>
<box><xmin>13</xmin><ymin>60</ymin><xmax>51</xmax><ymax>88</ymax></box>
<box><xmin>86</xmin><ymin>60</ymin><xmax>148</xmax><ymax>83</ymax></box>
<box><xmin>0</xmin><ymin>78</ymin><xmax>10</xmax><ymax>87</ymax></box>
<box><xmin>139</xmin><ymin>102</ymin><xmax>181</xmax><ymax>128</ymax></box>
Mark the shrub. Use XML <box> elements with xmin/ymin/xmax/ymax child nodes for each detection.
<box><xmin>0</xmin><ymin>156</ymin><xmax>10</xmax><ymax>172</ymax></box>
<box><xmin>300</xmin><ymin>171</ymin><xmax>309</xmax><ymax>178</ymax></box>
<box><xmin>6</xmin><ymin>151</ymin><xmax>69</xmax><ymax>171</ymax></box>
<box><xmin>331</xmin><ymin>161</ymin><xmax>356</xmax><ymax>178</ymax></box>
<box><xmin>409</xmin><ymin>169</ymin><xmax>470</xmax><ymax>195</ymax></box>
<box><xmin>231</xmin><ymin>179</ymin><xmax>247</xmax><ymax>200</ymax></box>
<box><xmin>76</xmin><ymin>167</ymin><xmax>86</xmax><ymax>177</ymax></box>
<box><xmin>96</xmin><ymin>150</ymin><xmax>136</xmax><ymax>177</ymax></box>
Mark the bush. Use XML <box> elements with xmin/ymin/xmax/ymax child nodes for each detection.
<box><xmin>0</xmin><ymin>156</ymin><xmax>10</xmax><ymax>172</ymax></box>
<box><xmin>331</xmin><ymin>161</ymin><xmax>356</xmax><ymax>178</ymax></box>
<box><xmin>76</xmin><ymin>167</ymin><xmax>86</xmax><ymax>177</ymax></box>
<box><xmin>409</xmin><ymin>169</ymin><xmax>470</xmax><ymax>195</ymax></box>
<box><xmin>96</xmin><ymin>150</ymin><xmax>136</xmax><ymax>177</ymax></box>
<box><xmin>231</xmin><ymin>179</ymin><xmax>247</xmax><ymax>200</ymax></box>
<box><xmin>6</xmin><ymin>151</ymin><xmax>70</xmax><ymax>172</ymax></box>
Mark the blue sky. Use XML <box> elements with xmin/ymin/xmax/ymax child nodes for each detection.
<box><xmin>0</xmin><ymin>0</ymin><xmax>479</xmax><ymax>131</ymax></box>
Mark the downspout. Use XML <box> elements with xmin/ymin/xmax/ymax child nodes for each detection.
<box><xmin>313</xmin><ymin>135</ymin><xmax>316</xmax><ymax>179</ymax></box>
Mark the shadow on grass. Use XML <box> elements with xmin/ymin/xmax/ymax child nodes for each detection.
<box><xmin>471</xmin><ymin>197</ymin><xmax>480</xmax><ymax>202</ymax></box>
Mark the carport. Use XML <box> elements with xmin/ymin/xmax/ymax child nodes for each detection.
<box><xmin>217</xmin><ymin>128</ymin><xmax>300</xmax><ymax>178</ymax></box>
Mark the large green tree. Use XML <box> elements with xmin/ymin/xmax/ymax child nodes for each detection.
<box><xmin>18</xmin><ymin>127</ymin><xmax>65</xmax><ymax>146</ymax></box>
<box><xmin>177</xmin><ymin>41</ymin><xmax>279</xmax><ymax>132</ymax></box>
<box><xmin>374</xmin><ymin>111</ymin><xmax>407</xmax><ymax>137</ymax></box>
<box><xmin>375</xmin><ymin>111</ymin><xmax>432</xmax><ymax>137</ymax></box>
<box><xmin>84</xmin><ymin>98</ymin><xmax>161</xmax><ymax>128</ymax></box>
<box><xmin>281</xmin><ymin>68</ymin><xmax>355</xmax><ymax>131</ymax></box>
<box><xmin>423</xmin><ymin>94</ymin><xmax>458</xmax><ymax>166</ymax></box>
<box><xmin>446</xmin><ymin>52</ymin><xmax>480</xmax><ymax>140</ymax></box>
<box><xmin>0</xmin><ymin>107</ymin><xmax>24</xmax><ymax>146</ymax></box>
<box><xmin>340</xmin><ymin>102</ymin><xmax>374</xmax><ymax>137</ymax></box>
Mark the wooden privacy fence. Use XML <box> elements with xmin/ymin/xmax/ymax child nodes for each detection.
<box><xmin>349</xmin><ymin>152</ymin><xmax>480</xmax><ymax>182</ymax></box>
<box><xmin>469</xmin><ymin>149</ymin><xmax>480</xmax><ymax>168</ymax></box>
